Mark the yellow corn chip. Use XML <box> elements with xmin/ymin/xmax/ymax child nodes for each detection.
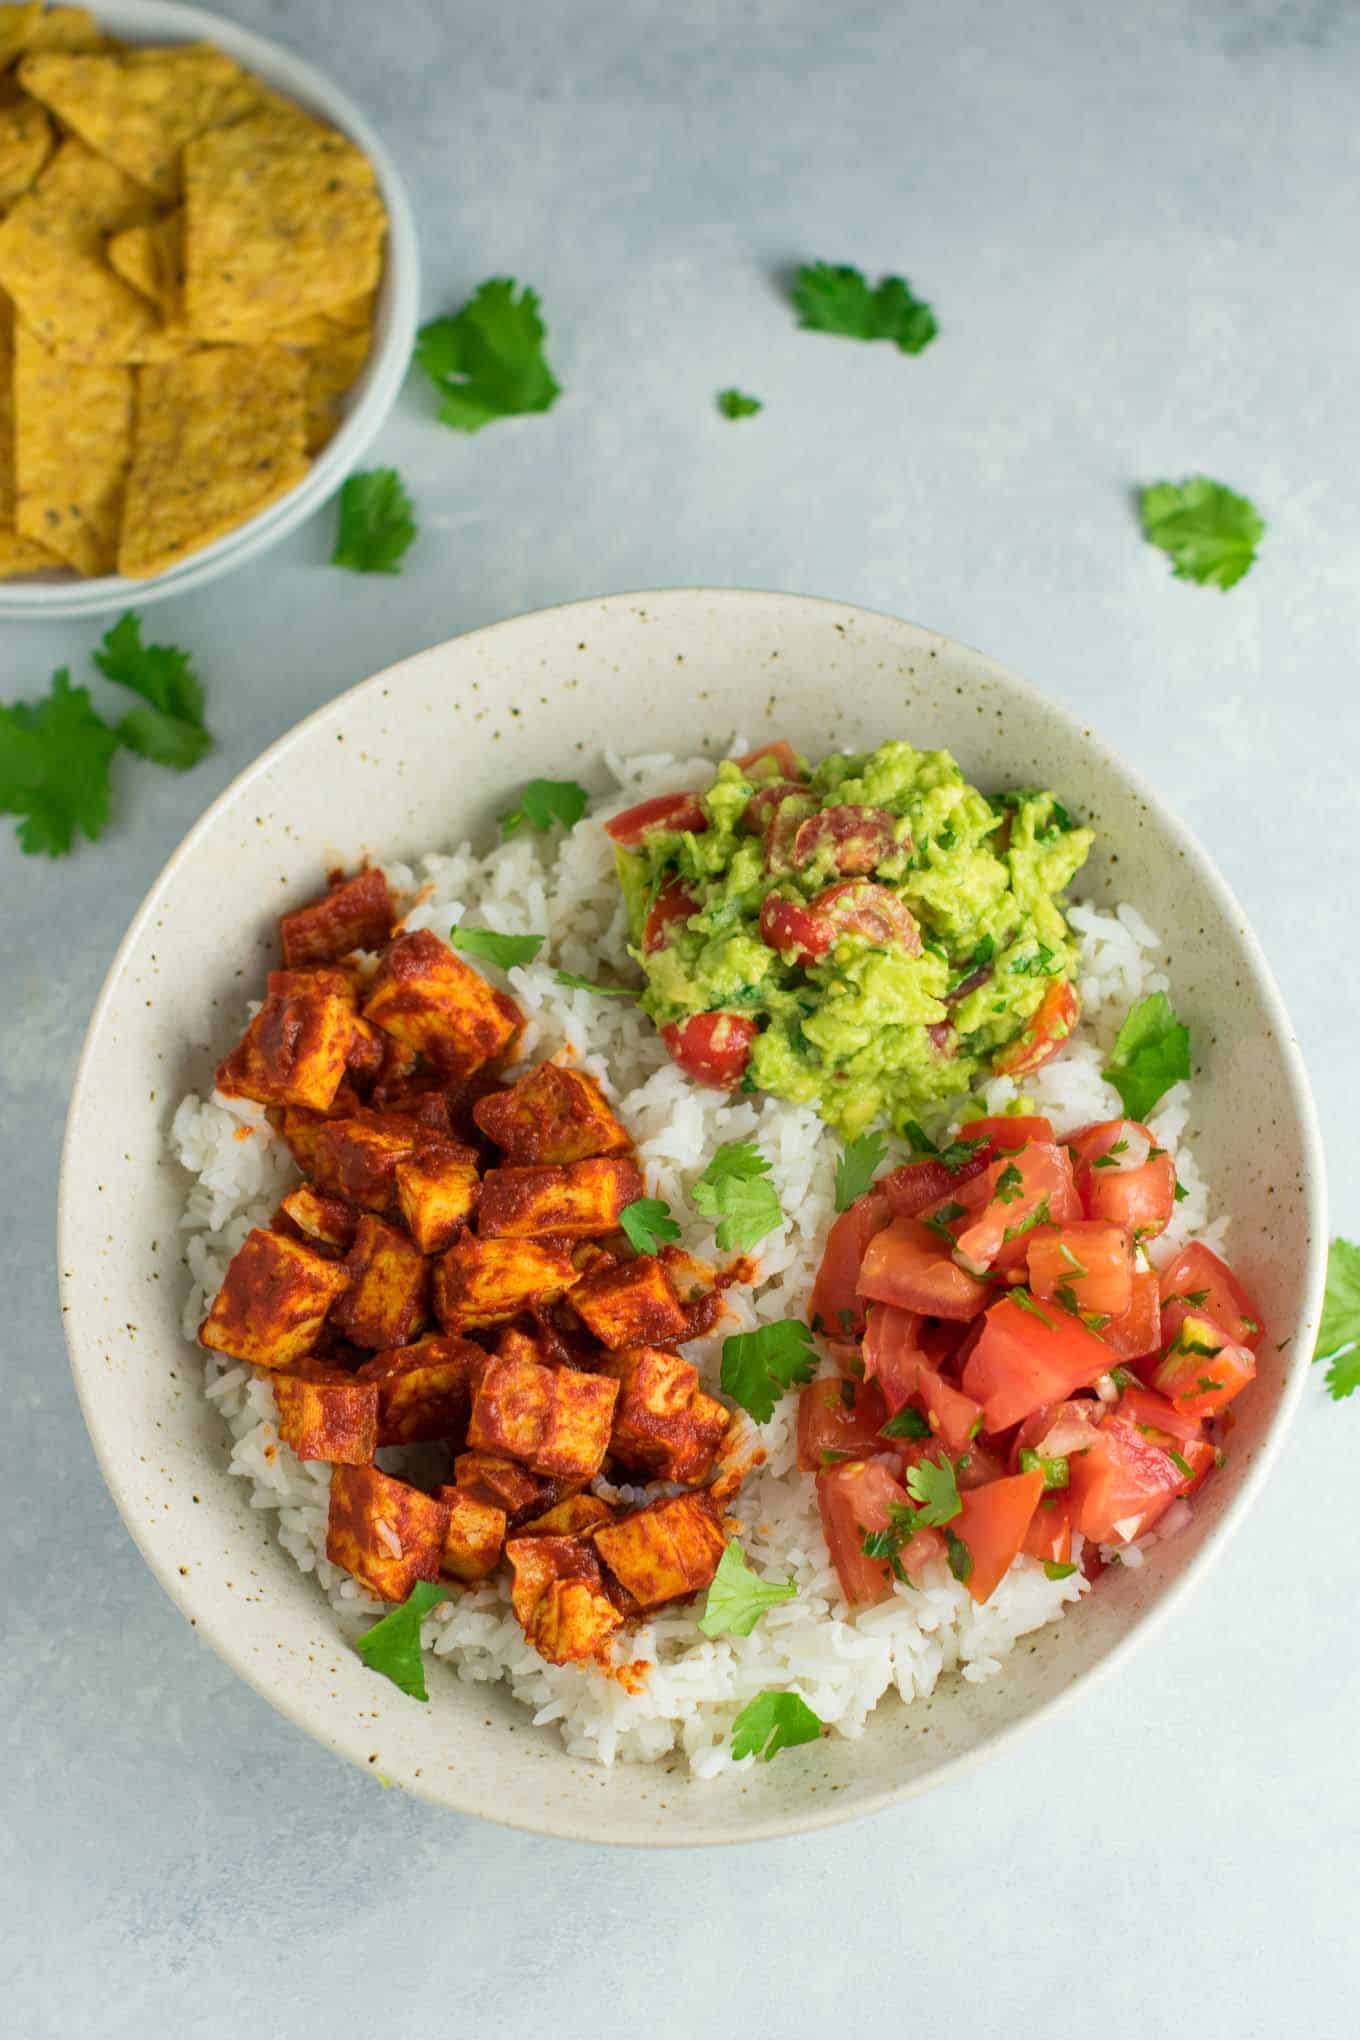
<box><xmin>324</xmin><ymin>290</ymin><xmax>378</xmax><ymax>332</ymax></box>
<box><xmin>183</xmin><ymin>109</ymin><xmax>385</xmax><ymax>342</ymax></box>
<box><xmin>106</xmin><ymin>215</ymin><xmax>170</xmax><ymax>305</ymax></box>
<box><xmin>304</xmin><ymin>324</ymin><xmax>371</xmax><ymax>452</ymax></box>
<box><xmin>0</xmin><ymin>88</ymin><xmax>49</xmax><ymax>202</ymax></box>
<box><xmin>0</xmin><ymin>6</ymin><xmax>41</xmax><ymax>64</ymax></box>
<box><xmin>18</xmin><ymin>43</ymin><xmax>262</xmax><ymax>198</ymax></box>
<box><xmin>0</xmin><ymin>136</ymin><xmax>161</xmax><ymax>360</ymax></box>
<box><xmin>0</xmin><ymin>7</ymin><xmax>103</xmax><ymax>68</ymax></box>
<box><xmin>0</xmin><ymin>299</ymin><xmax>57</xmax><ymax>572</ymax></box>
<box><xmin>13</xmin><ymin>315</ymin><xmax>131</xmax><ymax>575</ymax></box>
<box><xmin>118</xmin><ymin>345</ymin><xmax>308</xmax><ymax>579</ymax></box>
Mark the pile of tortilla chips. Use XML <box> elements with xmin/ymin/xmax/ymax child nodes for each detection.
<box><xmin>0</xmin><ymin>7</ymin><xmax>386</xmax><ymax>580</ymax></box>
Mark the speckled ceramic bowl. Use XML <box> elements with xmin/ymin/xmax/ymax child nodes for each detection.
<box><xmin>58</xmin><ymin>591</ymin><xmax>1326</xmax><ymax>1844</ymax></box>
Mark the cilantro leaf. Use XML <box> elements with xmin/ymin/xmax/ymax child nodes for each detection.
<box><xmin>0</xmin><ymin>668</ymin><xmax>119</xmax><ymax>855</ymax></box>
<box><xmin>414</xmin><ymin>280</ymin><xmax>560</xmax><ymax>432</ymax></box>
<box><xmin>699</xmin><ymin>1540</ymin><xmax>797</xmax><ymax>1638</ymax></box>
<box><xmin>792</xmin><ymin>262</ymin><xmax>938</xmax><ymax>354</ymax></box>
<box><xmin>93</xmin><ymin>611</ymin><xmax>212</xmax><ymax>771</ymax></box>
<box><xmin>902</xmin><ymin>1119</ymin><xmax>986</xmax><ymax>1171</ymax></box>
<box><xmin>500</xmin><ymin>777</ymin><xmax>589</xmax><ymax>836</ymax></box>
<box><xmin>730</xmin><ymin>1688</ymin><xmax>823</xmax><ymax>1761</ymax></box>
<box><xmin>904</xmin><ymin>1455</ymin><xmax>962</xmax><ymax>1527</ymax></box>
<box><xmin>354</xmin><ymin>1579</ymin><xmax>447</xmax><ymax>1700</ymax></box>
<box><xmin>834</xmin><ymin>1129</ymin><xmax>888</xmax><ymax>1212</ymax></box>
<box><xmin>1043</xmin><ymin>1560</ymin><xmax>1078</xmax><ymax>1581</ymax></box>
<box><xmin>1139</xmin><ymin>476</ymin><xmax>1265</xmax><ymax>591</ymax></box>
<box><xmin>717</xmin><ymin>387</ymin><xmax>762</xmax><ymax>419</ymax></box>
<box><xmin>945</xmin><ymin>1527</ymin><xmax>973</xmax><ymax>1583</ymax></box>
<box><xmin>1315</xmin><ymin>1237</ymin><xmax>1360</xmax><ymax>1399</ymax></box>
<box><xmin>554</xmin><ymin>970</ymin><xmax>632</xmax><ymax>996</ymax></box>
<box><xmin>1103</xmin><ymin>992</ymin><xmax>1191</xmax><ymax>1121</ymax></box>
<box><xmin>880</xmin><ymin>1402</ymin><xmax>931</xmax><ymax>1440</ymax></box>
<box><xmin>720</xmin><ymin>1319</ymin><xmax>818</xmax><ymax>1424</ymax></box>
<box><xmin>330</xmin><ymin>467</ymin><xmax>418</xmax><ymax>575</ymax></box>
<box><xmin>619</xmin><ymin>1196</ymin><xmax>681</xmax><ymax>1256</ymax></box>
<box><xmin>448</xmin><ymin>922</ymin><xmax>544</xmax><ymax>968</ymax></box>
<box><xmin>691</xmin><ymin>1139</ymin><xmax>783</xmax><ymax>1251</ymax></box>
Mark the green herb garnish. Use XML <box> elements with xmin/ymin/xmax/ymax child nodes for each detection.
<box><xmin>414</xmin><ymin>278</ymin><xmax>560</xmax><ymax>431</ymax></box>
<box><xmin>699</xmin><ymin>1541</ymin><xmax>797</xmax><ymax>1638</ymax></box>
<box><xmin>448</xmin><ymin>922</ymin><xmax>544</xmax><ymax>967</ymax></box>
<box><xmin>1139</xmin><ymin>476</ymin><xmax>1265</xmax><ymax>591</ymax></box>
<box><xmin>355</xmin><ymin>1579</ymin><xmax>447</xmax><ymax>1700</ymax></box>
<box><xmin>720</xmin><ymin>1320</ymin><xmax>819</xmax><ymax>1424</ymax></box>
<box><xmin>730</xmin><ymin>1689</ymin><xmax>824</xmax><ymax>1761</ymax></box>
<box><xmin>500</xmin><ymin>777</ymin><xmax>589</xmax><ymax>836</ymax></box>
<box><xmin>1103</xmin><ymin>992</ymin><xmax>1191</xmax><ymax>1122</ymax></box>
<box><xmin>792</xmin><ymin>261</ymin><xmax>937</xmax><ymax>354</ymax></box>
<box><xmin>330</xmin><ymin>467</ymin><xmax>418</xmax><ymax>574</ymax></box>
<box><xmin>618</xmin><ymin>1197</ymin><xmax>682</xmax><ymax>1255</ymax></box>
<box><xmin>716</xmin><ymin>387</ymin><xmax>762</xmax><ymax>419</ymax></box>
<box><xmin>1314</xmin><ymin>1238</ymin><xmax>1360</xmax><ymax>1400</ymax></box>
<box><xmin>834</xmin><ymin>1129</ymin><xmax>888</xmax><ymax>1212</ymax></box>
<box><xmin>692</xmin><ymin>1139</ymin><xmax>783</xmax><ymax>1251</ymax></box>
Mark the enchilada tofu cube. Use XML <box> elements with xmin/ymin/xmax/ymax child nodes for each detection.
<box><xmin>453</xmin><ymin>1451</ymin><xmax>553</xmax><ymax>1520</ymax></box>
<box><xmin>331</xmin><ymin>1216</ymin><xmax>429</xmax><ymax>1349</ymax></box>
<box><xmin>600</xmin><ymin>1345</ymin><xmax>731</xmax><ymax>1484</ymax></box>
<box><xmin>473</xmin><ymin>1061</ymin><xmax>630</xmax><ymax>1162</ymax></box>
<box><xmin>477</xmin><ymin>1156</ymin><xmax>644</xmax><ymax>1240</ymax></box>
<box><xmin>571</xmin><ymin>1254</ymin><xmax>687</xmax><ymax>1350</ymax></box>
<box><xmin>435</xmin><ymin>1486</ymin><xmax>507</xmax><ymax>1582</ymax></box>
<box><xmin>267</xmin><ymin>965</ymin><xmax>359</xmax><ymax>1006</ymax></box>
<box><xmin>521</xmin><ymin>1493</ymin><xmax>615</xmax><ymax>1537</ymax></box>
<box><xmin>594</xmin><ymin>1493</ymin><xmax>728</xmax><ymax>1609</ymax></box>
<box><xmin>362</xmin><ymin>930</ymin><xmax>522</xmax><ymax>1080</ymax></box>
<box><xmin>433</xmin><ymin>1232</ymin><xmax>578</xmax><ymax>1332</ymax></box>
<box><xmin>310</xmin><ymin>1111</ymin><xmax>421</xmax><ymax>1215</ymax></box>
<box><xmin>395</xmin><ymin>1140</ymin><xmax>481</xmax><ymax>1252</ymax></box>
<box><xmin>272</xmin><ymin>1360</ymin><xmax>377</xmax><ymax>1464</ymax></box>
<box><xmin>468</xmin><ymin>1353</ymin><xmax>618</xmax><ymax>1480</ymax></box>
<box><xmin>357</xmin><ymin>1332</ymin><xmax>479</xmax><ymax>1445</ymax></box>
<box><xmin>280</xmin><ymin>867</ymin><xmax>395</xmax><ymax>967</ymax></box>
<box><xmin>200</xmin><ymin>1228</ymin><xmax>349</xmax><ymax>1367</ymax></box>
<box><xmin>278</xmin><ymin>1184</ymin><xmax>360</xmax><ymax>1253</ymax></box>
<box><xmin>216</xmin><ymin>988</ymin><xmax>354</xmax><ymax>1112</ymax></box>
<box><xmin>326</xmin><ymin>1463</ymin><xmax>450</xmax><ymax>1602</ymax></box>
<box><xmin>505</xmin><ymin>1534</ymin><xmax>622</xmax><ymax>1664</ymax></box>
<box><xmin>343</xmin><ymin>1016</ymin><xmax>386</xmax><ymax>1086</ymax></box>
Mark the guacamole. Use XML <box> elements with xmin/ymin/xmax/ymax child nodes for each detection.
<box><xmin>610</xmin><ymin>740</ymin><xmax>1093</xmax><ymax>1136</ymax></box>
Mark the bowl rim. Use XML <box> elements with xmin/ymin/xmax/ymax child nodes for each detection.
<box><xmin>0</xmin><ymin>0</ymin><xmax>420</xmax><ymax>621</ymax></box>
<box><xmin>58</xmin><ymin>588</ymin><xmax>1329</xmax><ymax>1843</ymax></box>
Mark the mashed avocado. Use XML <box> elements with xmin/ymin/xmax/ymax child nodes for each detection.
<box><xmin>613</xmin><ymin>740</ymin><xmax>1093</xmax><ymax>1135</ymax></box>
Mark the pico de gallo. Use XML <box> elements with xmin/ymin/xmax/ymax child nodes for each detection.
<box><xmin>607</xmin><ymin>739</ymin><xmax>1093</xmax><ymax>1134</ymax></box>
<box><xmin>800</xmin><ymin>1110</ymin><xmax>1263</xmax><ymax>1606</ymax></box>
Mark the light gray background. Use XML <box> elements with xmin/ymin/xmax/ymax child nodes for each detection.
<box><xmin>4</xmin><ymin>1</ymin><xmax>1357</xmax><ymax>2033</ymax></box>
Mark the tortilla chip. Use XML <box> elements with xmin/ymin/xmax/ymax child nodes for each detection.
<box><xmin>0</xmin><ymin>136</ymin><xmax>161</xmax><ymax>360</ymax></box>
<box><xmin>0</xmin><ymin>5</ymin><xmax>40</xmax><ymax>64</ymax></box>
<box><xmin>304</xmin><ymin>325</ymin><xmax>371</xmax><ymax>452</ymax></box>
<box><xmin>12</xmin><ymin>315</ymin><xmax>131</xmax><ymax>574</ymax></box>
<box><xmin>18</xmin><ymin>43</ymin><xmax>262</xmax><ymax>197</ymax></box>
<box><xmin>0</xmin><ymin>300</ymin><xmax>57</xmax><ymax>571</ymax></box>
<box><xmin>106</xmin><ymin>215</ymin><xmax>170</xmax><ymax>305</ymax></box>
<box><xmin>1</xmin><ymin>6</ymin><xmax>101</xmax><ymax>61</ymax></box>
<box><xmin>0</xmin><ymin>88</ymin><xmax>49</xmax><ymax>202</ymax></box>
<box><xmin>183</xmin><ymin>108</ymin><xmax>385</xmax><ymax>342</ymax></box>
<box><xmin>118</xmin><ymin>345</ymin><xmax>308</xmax><ymax>579</ymax></box>
<box><xmin>323</xmin><ymin>290</ymin><xmax>377</xmax><ymax>332</ymax></box>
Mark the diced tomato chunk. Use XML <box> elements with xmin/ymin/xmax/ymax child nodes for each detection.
<box><xmin>915</xmin><ymin>1363</ymin><xmax>985</xmax><ymax>1455</ymax></box>
<box><xmin>879</xmin><ymin>1147</ymin><xmax>991</xmax><ymax>1219</ymax></box>
<box><xmin>964</xmin><ymin>1115</ymin><xmax>1055</xmax><ymax>1151</ymax></box>
<box><xmin>811</xmin><ymin>880</ymin><xmax>921</xmax><ymax>954</ymax></box>
<box><xmin>1114</xmin><ymin>1382</ymin><xmax>1204</xmax><ymax>1448</ymax></box>
<box><xmin>1157</xmin><ymin>1242</ymin><xmax>1265</xmax><ymax>1352</ymax></box>
<box><xmin>1101</xmin><ymin>1266</ymin><xmax>1162</xmax><ymax>1362</ymax></box>
<box><xmin>643</xmin><ymin>880</ymin><xmax>698</xmax><ymax>953</ymax></box>
<box><xmin>859</xmin><ymin>1216</ymin><xmax>991</xmax><ymax>1321</ymax></box>
<box><xmin>659</xmin><ymin>1011</ymin><xmax>756</xmax><ymax>1089</ymax></box>
<box><xmin>992</xmin><ymin>978</ymin><xmax>1079</xmax><ymax>1078</ymax></box>
<box><xmin>796</xmin><ymin>1376</ymin><xmax>889</xmax><ymax>1472</ymax></box>
<box><xmin>746</xmin><ymin>781</ymin><xmax>809</xmax><ymax>836</ymax></box>
<box><xmin>1022</xmin><ymin>1491</ymin><xmax>1074</xmax><ymax>1565</ymax></box>
<box><xmin>1068</xmin><ymin>1417</ymin><xmax>1183</xmax><ymax>1543</ymax></box>
<box><xmin>962</xmin><ymin>1291</ymin><xmax>1112</xmax><ymax>1433</ymax></box>
<box><xmin>1168</xmin><ymin>1436</ymin><xmax>1216</xmax><ymax>1495</ymax></box>
<box><xmin>862</xmin><ymin>1305</ymin><xmax>983</xmax><ymax>1452</ymax></box>
<box><xmin>1027</xmin><ymin>1219</ymin><xmax>1133</xmax><ymax>1318</ymax></box>
<box><xmin>815</xmin><ymin>1459</ymin><xmax>938</xmax><ymax>1605</ymax></box>
<box><xmin>737</xmin><ymin>740</ymin><xmax>804</xmax><ymax>780</ymax></box>
<box><xmin>1012</xmin><ymin>1396</ymin><xmax>1103</xmax><ymax>1466</ymax></box>
<box><xmin>1151</xmin><ymin>1312</ymin><xmax>1256</xmax><ymax>1419</ymax></box>
<box><xmin>605</xmin><ymin>792</ymin><xmax>707</xmax><ymax>849</ymax></box>
<box><xmin>811</xmin><ymin>1190</ymin><xmax>891</xmax><ymax>1344</ymax></box>
<box><xmin>790</xmin><ymin>805</ymin><xmax>898</xmax><ymax>876</ymax></box>
<box><xmin>953</xmin><ymin>1470</ymin><xmax>1045</xmax><ymax>1602</ymax></box>
<box><xmin>951</xmin><ymin>1142</ymin><xmax>1081</xmax><ymax>1274</ymax></box>
<box><xmin>759</xmin><ymin>893</ymin><xmax>833</xmax><ymax>965</ymax></box>
<box><xmin>1069</xmin><ymin>1119</ymin><xmax>1176</xmax><ymax>1240</ymax></box>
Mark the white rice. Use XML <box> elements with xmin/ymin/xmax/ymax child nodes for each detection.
<box><xmin>169</xmin><ymin>746</ymin><xmax>1226</xmax><ymax>1776</ymax></box>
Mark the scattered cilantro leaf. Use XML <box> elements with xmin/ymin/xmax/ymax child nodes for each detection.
<box><xmin>699</xmin><ymin>1540</ymin><xmax>796</xmax><ymax>1638</ymax></box>
<box><xmin>834</xmin><ymin>1129</ymin><xmax>888</xmax><ymax>1212</ymax></box>
<box><xmin>414</xmin><ymin>279</ymin><xmax>560</xmax><ymax>432</ymax></box>
<box><xmin>904</xmin><ymin>1455</ymin><xmax>962</xmax><ymax>1527</ymax></box>
<box><xmin>994</xmin><ymin>1162</ymin><xmax>1024</xmax><ymax>1206</ymax></box>
<box><xmin>1001</xmin><ymin>1194</ymin><xmax>1051</xmax><ymax>1246</ymax></box>
<box><xmin>1103</xmin><ymin>992</ymin><xmax>1191</xmax><ymax>1122</ymax></box>
<box><xmin>1043</xmin><ymin>1560</ymin><xmax>1078</xmax><ymax>1581</ymax></box>
<box><xmin>945</xmin><ymin>1527</ymin><xmax>972</xmax><ymax>1583</ymax></box>
<box><xmin>1011</xmin><ymin>1289</ymin><xmax>1055</xmax><ymax>1330</ymax></box>
<box><xmin>1019</xmin><ymin>1447</ymin><xmax>1070</xmax><ymax>1491</ymax></box>
<box><xmin>902</xmin><ymin>1119</ymin><xmax>987</xmax><ymax>1171</ymax></box>
<box><xmin>730</xmin><ymin>1688</ymin><xmax>824</xmax><ymax>1761</ymax></box>
<box><xmin>354</xmin><ymin>1579</ymin><xmax>447</xmax><ymax>1700</ymax></box>
<box><xmin>554</xmin><ymin>970</ymin><xmax>632</xmax><ymax>996</ymax></box>
<box><xmin>1167</xmin><ymin>1447</ymin><xmax>1193</xmax><ymax>1480</ymax></box>
<box><xmin>93</xmin><ymin>612</ymin><xmax>213</xmax><ymax>771</ymax></box>
<box><xmin>1139</xmin><ymin>476</ymin><xmax>1265</xmax><ymax>591</ymax></box>
<box><xmin>0</xmin><ymin>668</ymin><xmax>119</xmax><ymax>855</ymax></box>
<box><xmin>619</xmin><ymin>1196</ymin><xmax>681</xmax><ymax>1255</ymax></box>
<box><xmin>880</xmin><ymin>1403</ymin><xmax>931</xmax><ymax>1440</ymax></box>
<box><xmin>717</xmin><ymin>387</ymin><xmax>762</xmax><ymax>419</ymax></box>
<box><xmin>1314</xmin><ymin>1239</ymin><xmax>1360</xmax><ymax>1399</ymax></box>
<box><xmin>448</xmin><ymin>922</ymin><xmax>544</xmax><ymax>967</ymax></box>
<box><xmin>330</xmin><ymin>467</ymin><xmax>418</xmax><ymax>575</ymax></box>
<box><xmin>920</xmin><ymin>1199</ymin><xmax>964</xmax><ymax>1246</ymax></box>
<box><xmin>692</xmin><ymin>1139</ymin><xmax>783</xmax><ymax>1251</ymax></box>
<box><xmin>500</xmin><ymin>777</ymin><xmax>589</xmax><ymax>836</ymax></box>
<box><xmin>720</xmin><ymin>1319</ymin><xmax>818</xmax><ymax>1424</ymax></box>
<box><xmin>792</xmin><ymin>262</ymin><xmax>938</xmax><ymax>355</ymax></box>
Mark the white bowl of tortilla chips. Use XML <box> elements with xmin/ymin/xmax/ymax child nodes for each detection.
<box><xmin>0</xmin><ymin>0</ymin><xmax>418</xmax><ymax>618</ymax></box>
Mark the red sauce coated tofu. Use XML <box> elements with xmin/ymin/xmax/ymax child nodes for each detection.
<box><xmin>280</xmin><ymin>868</ymin><xmax>394</xmax><ymax>967</ymax></box>
<box><xmin>395</xmin><ymin>1140</ymin><xmax>480</xmax><ymax>1252</ymax></box>
<box><xmin>435</xmin><ymin>1486</ymin><xmax>507</xmax><ymax>1582</ymax></box>
<box><xmin>477</xmin><ymin>1157</ymin><xmax>643</xmax><ymax>1240</ymax></box>
<box><xmin>521</xmin><ymin>1492</ymin><xmax>614</xmax><ymax>1536</ymax></box>
<box><xmin>331</xmin><ymin>1216</ymin><xmax>429</xmax><ymax>1348</ymax></box>
<box><xmin>467</xmin><ymin>1353</ymin><xmax>618</xmax><ymax>1479</ymax></box>
<box><xmin>356</xmin><ymin>1332</ymin><xmax>479</xmax><ymax>1444</ymax></box>
<box><xmin>594</xmin><ymin>1493</ymin><xmax>728</xmax><ymax>1608</ymax></box>
<box><xmin>452</xmin><ymin>1451</ymin><xmax>554</xmax><ymax>1520</ymax></box>
<box><xmin>272</xmin><ymin>1361</ymin><xmax>377</xmax><ymax>1464</ymax></box>
<box><xmin>310</xmin><ymin>1111</ymin><xmax>422</xmax><ymax>1214</ymax></box>
<box><xmin>216</xmin><ymin>988</ymin><xmax>354</xmax><ymax>1112</ymax></box>
<box><xmin>571</xmin><ymin>1254</ymin><xmax>687</xmax><ymax>1349</ymax></box>
<box><xmin>504</xmin><ymin>1533</ymin><xmax>622</xmax><ymax>1664</ymax></box>
<box><xmin>267</xmin><ymin>965</ymin><xmax>359</xmax><ymax>1005</ymax></box>
<box><xmin>473</xmin><ymin>1061</ymin><xmax>630</xmax><ymax>1163</ymax></box>
<box><xmin>326</xmin><ymin>1463</ymin><xmax>450</xmax><ymax>1601</ymax></box>
<box><xmin>362</xmin><ymin>929</ymin><xmax>522</xmax><ymax>1080</ymax></box>
<box><xmin>277</xmin><ymin>1184</ymin><xmax>359</xmax><ymax>1252</ymax></box>
<box><xmin>200</xmin><ymin>1227</ymin><xmax>349</xmax><ymax>1367</ymax></box>
<box><xmin>599</xmin><ymin>1345</ymin><xmax>730</xmax><ymax>1483</ymax></box>
<box><xmin>433</xmin><ymin>1232</ymin><xmax>579</xmax><ymax>1331</ymax></box>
